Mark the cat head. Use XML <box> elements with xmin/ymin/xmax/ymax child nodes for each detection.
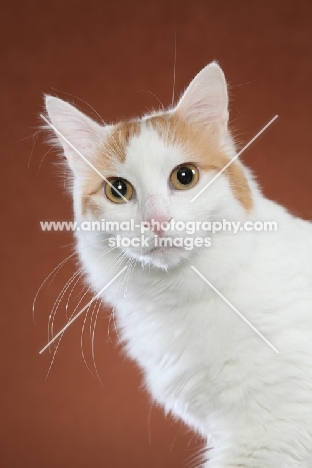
<box><xmin>45</xmin><ymin>62</ymin><xmax>253</xmax><ymax>270</ymax></box>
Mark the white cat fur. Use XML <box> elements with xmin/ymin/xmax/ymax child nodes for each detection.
<box><xmin>45</xmin><ymin>62</ymin><xmax>312</xmax><ymax>467</ymax></box>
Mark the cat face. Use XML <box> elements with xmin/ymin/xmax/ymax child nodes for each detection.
<box><xmin>45</xmin><ymin>62</ymin><xmax>253</xmax><ymax>270</ymax></box>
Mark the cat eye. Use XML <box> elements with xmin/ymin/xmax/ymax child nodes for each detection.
<box><xmin>105</xmin><ymin>177</ymin><xmax>134</xmax><ymax>203</ymax></box>
<box><xmin>170</xmin><ymin>164</ymin><xmax>199</xmax><ymax>190</ymax></box>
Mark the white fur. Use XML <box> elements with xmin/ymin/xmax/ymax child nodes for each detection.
<box><xmin>46</xmin><ymin>63</ymin><xmax>312</xmax><ymax>467</ymax></box>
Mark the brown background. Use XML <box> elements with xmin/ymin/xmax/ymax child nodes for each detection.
<box><xmin>1</xmin><ymin>1</ymin><xmax>312</xmax><ymax>467</ymax></box>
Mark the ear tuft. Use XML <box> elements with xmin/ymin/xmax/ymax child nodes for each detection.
<box><xmin>175</xmin><ymin>62</ymin><xmax>229</xmax><ymax>133</ymax></box>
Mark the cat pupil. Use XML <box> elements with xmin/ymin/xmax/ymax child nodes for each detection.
<box><xmin>112</xmin><ymin>179</ymin><xmax>126</xmax><ymax>198</ymax></box>
<box><xmin>177</xmin><ymin>166</ymin><xmax>193</xmax><ymax>185</ymax></box>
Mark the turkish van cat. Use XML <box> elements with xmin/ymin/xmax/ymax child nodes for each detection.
<box><xmin>45</xmin><ymin>62</ymin><xmax>312</xmax><ymax>467</ymax></box>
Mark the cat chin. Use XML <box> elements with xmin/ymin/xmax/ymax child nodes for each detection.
<box><xmin>126</xmin><ymin>246</ymin><xmax>192</xmax><ymax>271</ymax></box>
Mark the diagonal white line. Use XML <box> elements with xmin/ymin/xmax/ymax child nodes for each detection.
<box><xmin>40</xmin><ymin>114</ymin><xmax>129</xmax><ymax>203</ymax></box>
<box><xmin>190</xmin><ymin>115</ymin><xmax>278</xmax><ymax>202</ymax></box>
<box><xmin>39</xmin><ymin>266</ymin><xmax>128</xmax><ymax>354</ymax></box>
<box><xmin>191</xmin><ymin>266</ymin><xmax>279</xmax><ymax>353</ymax></box>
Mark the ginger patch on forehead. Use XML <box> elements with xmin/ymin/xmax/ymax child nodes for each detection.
<box><xmin>146</xmin><ymin>113</ymin><xmax>253</xmax><ymax>213</ymax></box>
<box><xmin>105</xmin><ymin>120</ymin><xmax>141</xmax><ymax>163</ymax></box>
<box><xmin>85</xmin><ymin>120</ymin><xmax>141</xmax><ymax>178</ymax></box>
<box><xmin>80</xmin><ymin>120</ymin><xmax>141</xmax><ymax>216</ymax></box>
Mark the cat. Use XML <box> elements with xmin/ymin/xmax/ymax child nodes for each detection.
<box><xmin>44</xmin><ymin>62</ymin><xmax>312</xmax><ymax>467</ymax></box>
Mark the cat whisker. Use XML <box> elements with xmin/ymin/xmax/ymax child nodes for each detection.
<box><xmin>33</xmin><ymin>238</ymin><xmax>104</xmax><ymax>324</ymax></box>
<box><xmin>111</xmin><ymin>306</ymin><xmax>123</xmax><ymax>348</ymax></box>
<box><xmin>64</xmin><ymin>268</ymin><xmax>86</xmax><ymax>320</ymax></box>
<box><xmin>45</xmin><ymin>283</ymin><xmax>93</xmax><ymax>379</ymax></box>
<box><xmin>80</xmin><ymin>298</ymin><xmax>100</xmax><ymax>380</ymax></box>
<box><xmin>119</xmin><ymin>255</ymin><xmax>135</xmax><ymax>297</ymax></box>
<box><xmin>134</xmin><ymin>89</ymin><xmax>164</xmax><ymax>109</ymax></box>
<box><xmin>27</xmin><ymin>129</ymin><xmax>41</xmax><ymax>168</ymax></box>
<box><xmin>107</xmin><ymin>310</ymin><xmax>114</xmax><ymax>344</ymax></box>
<box><xmin>50</xmin><ymin>89</ymin><xmax>107</xmax><ymax>126</ymax></box>
<box><xmin>171</xmin><ymin>31</ymin><xmax>177</xmax><ymax>107</ymax></box>
<box><xmin>184</xmin><ymin>442</ymin><xmax>207</xmax><ymax>468</ymax></box>
<box><xmin>44</xmin><ymin>245</ymin><xmax>123</xmax><ymax>373</ymax></box>
<box><xmin>48</xmin><ymin>267</ymin><xmax>84</xmax><ymax>346</ymax></box>
<box><xmin>33</xmin><ymin>250</ymin><xmax>77</xmax><ymax>324</ymax></box>
<box><xmin>81</xmin><ymin>301</ymin><xmax>95</xmax><ymax>374</ymax></box>
<box><xmin>34</xmin><ymin>146</ymin><xmax>55</xmax><ymax>179</ymax></box>
<box><xmin>90</xmin><ymin>298</ymin><xmax>106</xmax><ymax>388</ymax></box>
<box><xmin>45</xmin><ymin>245</ymin><xmax>103</xmax><ymax>350</ymax></box>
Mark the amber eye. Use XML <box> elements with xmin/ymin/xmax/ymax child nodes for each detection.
<box><xmin>105</xmin><ymin>178</ymin><xmax>133</xmax><ymax>204</ymax></box>
<box><xmin>170</xmin><ymin>164</ymin><xmax>199</xmax><ymax>190</ymax></box>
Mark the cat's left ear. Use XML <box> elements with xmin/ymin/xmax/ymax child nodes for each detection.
<box><xmin>175</xmin><ymin>62</ymin><xmax>228</xmax><ymax>135</ymax></box>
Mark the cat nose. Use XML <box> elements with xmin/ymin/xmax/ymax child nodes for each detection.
<box><xmin>143</xmin><ymin>195</ymin><xmax>171</xmax><ymax>237</ymax></box>
<box><xmin>147</xmin><ymin>215</ymin><xmax>172</xmax><ymax>237</ymax></box>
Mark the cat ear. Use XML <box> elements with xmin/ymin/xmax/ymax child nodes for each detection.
<box><xmin>175</xmin><ymin>62</ymin><xmax>229</xmax><ymax>133</ymax></box>
<box><xmin>44</xmin><ymin>96</ymin><xmax>105</xmax><ymax>177</ymax></box>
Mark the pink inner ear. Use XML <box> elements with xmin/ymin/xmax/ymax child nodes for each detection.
<box><xmin>45</xmin><ymin>95</ymin><xmax>106</xmax><ymax>179</ymax></box>
<box><xmin>175</xmin><ymin>63</ymin><xmax>229</xmax><ymax>129</ymax></box>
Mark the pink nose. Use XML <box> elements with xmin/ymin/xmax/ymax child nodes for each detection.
<box><xmin>144</xmin><ymin>195</ymin><xmax>171</xmax><ymax>237</ymax></box>
<box><xmin>146</xmin><ymin>215</ymin><xmax>172</xmax><ymax>236</ymax></box>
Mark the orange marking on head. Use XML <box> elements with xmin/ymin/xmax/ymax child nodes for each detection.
<box><xmin>146</xmin><ymin>113</ymin><xmax>253</xmax><ymax>212</ymax></box>
<box><xmin>80</xmin><ymin>112</ymin><xmax>253</xmax><ymax>216</ymax></box>
<box><xmin>80</xmin><ymin>120</ymin><xmax>141</xmax><ymax>216</ymax></box>
<box><xmin>106</xmin><ymin>120</ymin><xmax>141</xmax><ymax>163</ymax></box>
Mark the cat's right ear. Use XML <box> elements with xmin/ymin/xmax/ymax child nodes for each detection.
<box><xmin>44</xmin><ymin>96</ymin><xmax>105</xmax><ymax>178</ymax></box>
<box><xmin>175</xmin><ymin>62</ymin><xmax>229</xmax><ymax>135</ymax></box>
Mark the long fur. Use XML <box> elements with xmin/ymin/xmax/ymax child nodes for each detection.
<box><xmin>45</xmin><ymin>62</ymin><xmax>312</xmax><ymax>467</ymax></box>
